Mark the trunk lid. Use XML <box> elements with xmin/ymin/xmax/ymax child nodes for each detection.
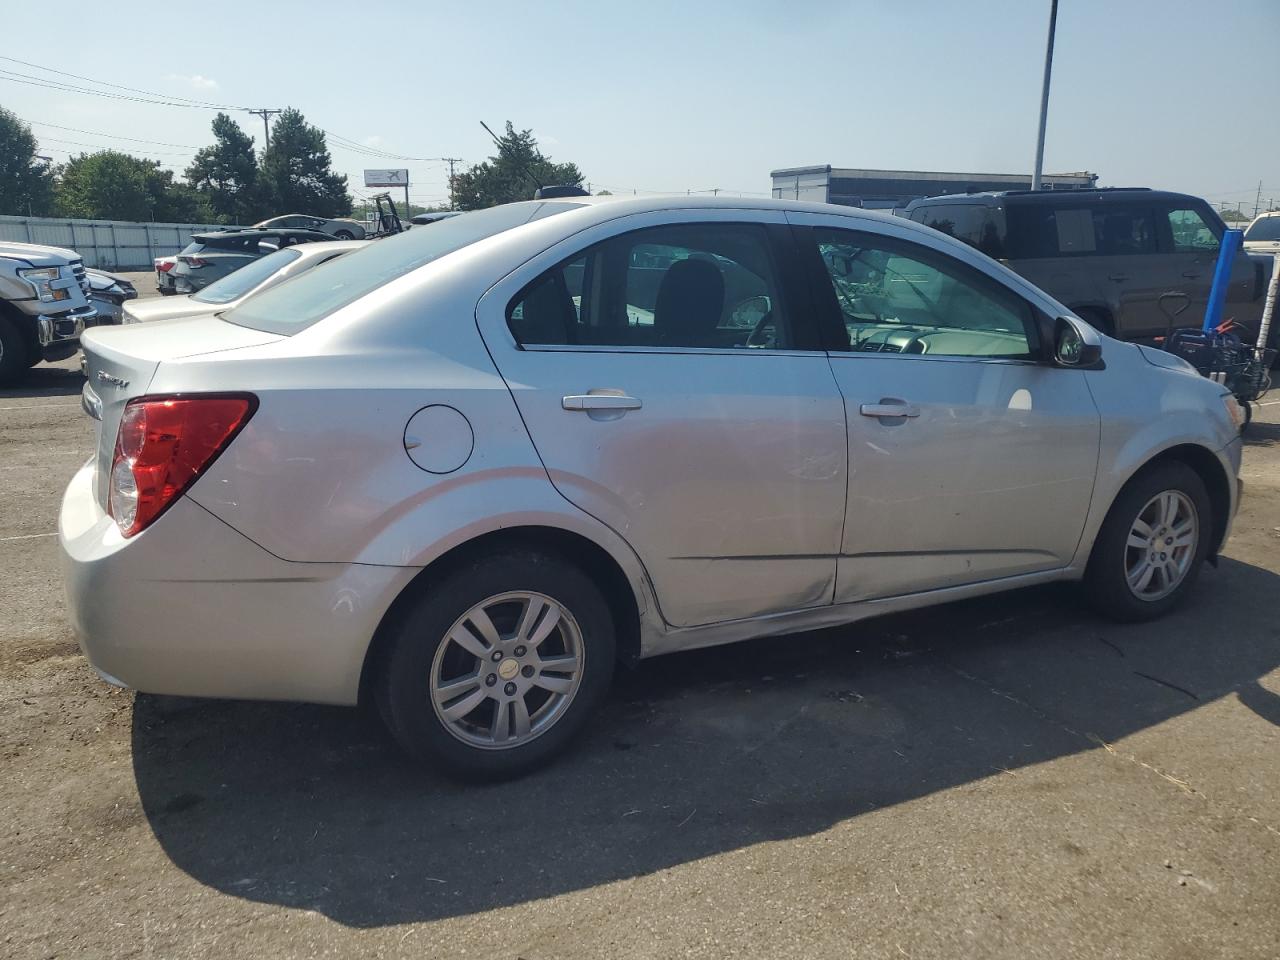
<box><xmin>81</xmin><ymin>315</ymin><xmax>284</xmax><ymax>509</ymax></box>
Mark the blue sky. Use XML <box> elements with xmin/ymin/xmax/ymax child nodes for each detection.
<box><xmin>3</xmin><ymin>0</ymin><xmax>1277</xmax><ymax>213</ymax></box>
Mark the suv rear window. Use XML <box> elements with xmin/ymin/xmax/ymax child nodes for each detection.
<box><xmin>1245</xmin><ymin>217</ymin><xmax>1280</xmax><ymax>242</ymax></box>
<box><xmin>225</xmin><ymin>202</ymin><xmax>582</xmax><ymax>335</ymax></box>
<box><xmin>1006</xmin><ymin>204</ymin><xmax>1157</xmax><ymax>259</ymax></box>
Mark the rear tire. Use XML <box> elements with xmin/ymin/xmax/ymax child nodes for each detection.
<box><xmin>334</xmin><ymin>230</ymin><xmax>354</xmax><ymax>240</ymax></box>
<box><xmin>0</xmin><ymin>315</ymin><xmax>30</xmax><ymax>385</ymax></box>
<box><xmin>1085</xmin><ymin>461</ymin><xmax>1212</xmax><ymax>622</ymax></box>
<box><xmin>377</xmin><ymin>549</ymin><xmax>616</xmax><ymax>781</ymax></box>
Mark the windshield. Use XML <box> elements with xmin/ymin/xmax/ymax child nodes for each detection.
<box><xmin>1245</xmin><ymin>217</ymin><xmax>1280</xmax><ymax>242</ymax></box>
<box><xmin>192</xmin><ymin>248</ymin><xmax>303</xmax><ymax>305</ymax></box>
<box><xmin>225</xmin><ymin>201</ymin><xmax>581</xmax><ymax>335</ymax></box>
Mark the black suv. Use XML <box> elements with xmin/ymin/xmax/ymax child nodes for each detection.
<box><xmin>904</xmin><ymin>188</ymin><xmax>1272</xmax><ymax>346</ymax></box>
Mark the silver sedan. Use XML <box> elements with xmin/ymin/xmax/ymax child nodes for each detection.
<box><xmin>62</xmin><ymin>196</ymin><xmax>1245</xmax><ymax>780</ymax></box>
<box><xmin>123</xmin><ymin>240</ymin><xmax>367</xmax><ymax>324</ymax></box>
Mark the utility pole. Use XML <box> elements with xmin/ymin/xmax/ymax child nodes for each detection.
<box><xmin>441</xmin><ymin>157</ymin><xmax>462</xmax><ymax>210</ymax></box>
<box><xmin>1031</xmin><ymin>0</ymin><xmax>1059</xmax><ymax>191</ymax></box>
<box><xmin>1254</xmin><ymin>180</ymin><xmax>1263</xmax><ymax>218</ymax></box>
<box><xmin>247</xmin><ymin>108</ymin><xmax>281</xmax><ymax>148</ymax></box>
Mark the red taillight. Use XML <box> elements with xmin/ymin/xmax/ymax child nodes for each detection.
<box><xmin>156</xmin><ymin>260</ymin><xmax>175</xmax><ymax>273</ymax></box>
<box><xmin>108</xmin><ymin>395</ymin><xmax>256</xmax><ymax>538</ymax></box>
<box><xmin>180</xmin><ymin>256</ymin><xmax>207</xmax><ymax>268</ymax></box>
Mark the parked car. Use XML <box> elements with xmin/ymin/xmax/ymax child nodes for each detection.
<box><xmin>65</xmin><ymin>196</ymin><xmax>1244</xmax><ymax>779</ymax></box>
<box><xmin>254</xmin><ymin>214</ymin><xmax>366</xmax><ymax>240</ymax></box>
<box><xmin>1243</xmin><ymin>212</ymin><xmax>1280</xmax><ymax>258</ymax></box>
<box><xmin>171</xmin><ymin>228</ymin><xmax>332</xmax><ymax>293</ymax></box>
<box><xmin>904</xmin><ymin>188</ymin><xmax>1273</xmax><ymax>347</ymax></box>
<box><xmin>154</xmin><ymin>256</ymin><xmax>178</xmax><ymax>296</ymax></box>
<box><xmin>124</xmin><ymin>241</ymin><xmax>367</xmax><ymax>324</ymax></box>
<box><xmin>0</xmin><ymin>240</ymin><xmax>94</xmax><ymax>384</ymax></box>
<box><xmin>84</xmin><ymin>269</ymin><xmax>137</xmax><ymax>326</ymax></box>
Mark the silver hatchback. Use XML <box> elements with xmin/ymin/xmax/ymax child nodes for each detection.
<box><xmin>62</xmin><ymin>196</ymin><xmax>1245</xmax><ymax>779</ymax></box>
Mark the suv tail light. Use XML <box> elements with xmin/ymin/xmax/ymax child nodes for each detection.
<box><xmin>156</xmin><ymin>260</ymin><xmax>175</xmax><ymax>273</ymax></box>
<box><xmin>109</xmin><ymin>395</ymin><xmax>257</xmax><ymax>537</ymax></box>
<box><xmin>180</xmin><ymin>256</ymin><xmax>208</xmax><ymax>268</ymax></box>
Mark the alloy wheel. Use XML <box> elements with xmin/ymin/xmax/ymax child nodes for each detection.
<box><xmin>1124</xmin><ymin>490</ymin><xmax>1198</xmax><ymax>602</ymax></box>
<box><xmin>429</xmin><ymin>591</ymin><xmax>585</xmax><ymax>750</ymax></box>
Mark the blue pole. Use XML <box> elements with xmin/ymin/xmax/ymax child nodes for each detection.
<box><xmin>1203</xmin><ymin>228</ymin><xmax>1243</xmax><ymax>333</ymax></box>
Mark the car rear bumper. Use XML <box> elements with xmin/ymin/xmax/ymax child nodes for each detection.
<box><xmin>58</xmin><ymin>461</ymin><xmax>417</xmax><ymax>706</ymax></box>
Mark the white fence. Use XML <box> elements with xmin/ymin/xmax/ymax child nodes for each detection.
<box><xmin>0</xmin><ymin>215</ymin><xmax>245</xmax><ymax>271</ymax></box>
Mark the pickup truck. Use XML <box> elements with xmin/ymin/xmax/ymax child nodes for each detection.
<box><xmin>0</xmin><ymin>240</ymin><xmax>95</xmax><ymax>385</ymax></box>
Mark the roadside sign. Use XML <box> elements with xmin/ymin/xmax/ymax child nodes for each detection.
<box><xmin>364</xmin><ymin>169</ymin><xmax>409</xmax><ymax>187</ymax></box>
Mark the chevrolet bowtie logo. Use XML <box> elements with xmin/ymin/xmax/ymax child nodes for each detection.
<box><xmin>96</xmin><ymin>371</ymin><xmax>129</xmax><ymax>389</ymax></box>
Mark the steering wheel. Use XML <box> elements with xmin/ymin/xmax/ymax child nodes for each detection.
<box><xmin>747</xmin><ymin>311</ymin><xmax>775</xmax><ymax>348</ymax></box>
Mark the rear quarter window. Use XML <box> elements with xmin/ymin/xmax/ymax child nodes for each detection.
<box><xmin>911</xmin><ymin>204</ymin><xmax>1004</xmax><ymax>258</ymax></box>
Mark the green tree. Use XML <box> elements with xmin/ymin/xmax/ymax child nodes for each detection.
<box><xmin>185</xmin><ymin>112</ymin><xmax>260</xmax><ymax>224</ymax></box>
<box><xmin>259</xmin><ymin>108</ymin><xmax>351</xmax><ymax>217</ymax></box>
<box><xmin>55</xmin><ymin>150</ymin><xmax>208</xmax><ymax>221</ymax></box>
<box><xmin>1222</xmin><ymin>209</ymin><xmax>1249</xmax><ymax>223</ymax></box>
<box><xmin>0</xmin><ymin>106</ymin><xmax>55</xmax><ymax>216</ymax></box>
<box><xmin>452</xmin><ymin>122</ymin><xmax>583</xmax><ymax>210</ymax></box>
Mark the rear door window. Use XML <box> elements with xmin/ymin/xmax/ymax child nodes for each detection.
<box><xmin>508</xmin><ymin>223</ymin><xmax>795</xmax><ymax>350</ymax></box>
<box><xmin>1006</xmin><ymin>203</ymin><xmax>1157</xmax><ymax>258</ymax></box>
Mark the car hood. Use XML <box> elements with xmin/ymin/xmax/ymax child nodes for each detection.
<box><xmin>1138</xmin><ymin>344</ymin><xmax>1202</xmax><ymax>377</ymax></box>
<box><xmin>86</xmin><ymin>269</ymin><xmax>132</xmax><ymax>291</ymax></box>
<box><xmin>0</xmin><ymin>239</ymin><xmax>79</xmax><ymax>267</ymax></box>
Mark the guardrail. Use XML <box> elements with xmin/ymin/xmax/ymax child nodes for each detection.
<box><xmin>0</xmin><ymin>215</ymin><xmax>246</xmax><ymax>271</ymax></box>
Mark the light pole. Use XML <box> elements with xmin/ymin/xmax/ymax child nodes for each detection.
<box><xmin>1031</xmin><ymin>0</ymin><xmax>1059</xmax><ymax>191</ymax></box>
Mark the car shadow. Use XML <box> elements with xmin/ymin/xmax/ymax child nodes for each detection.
<box><xmin>131</xmin><ymin>557</ymin><xmax>1280</xmax><ymax>928</ymax></box>
<box><xmin>0</xmin><ymin>363</ymin><xmax>84</xmax><ymax>400</ymax></box>
<box><xmin>1243</xmin><ymin>417</ymin><xmax>1279</xmax><ymax>447</ymax></box>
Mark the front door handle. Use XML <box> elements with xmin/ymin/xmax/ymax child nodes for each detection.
<box><xmin>1181</xmin><ymin>271</ymin><xmax>1201</xmax><ymax>279</ymax></box>
<box><xmin>1108</xmin><ymin>273</ymin><xmax>1128</xmax><ymax>282</ymax></box>
<box><xmin>562</xmin><ymin>394</ymin><xmax>642</xmax><ymax>412</ymax></box>
<box><xmin>860</xmin><ymin>402</ymin><xmax>920</xmax><ymax>419</ymax></box>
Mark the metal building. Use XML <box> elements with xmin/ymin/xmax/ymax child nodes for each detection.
<box><xmin>770</xmin><ymin>166</ymin><xmax>1098</xmax><ymax>211</ymax></box>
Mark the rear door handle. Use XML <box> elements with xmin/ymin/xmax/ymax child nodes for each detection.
<box><xmin>1108</xmin><ymin>273</ymin><xmax>1128</xmax><ymax>281</ymax></box>
<box><xmin>860</xmin><ymin>402</ymin><xmax>920</xmax><ymax>419</ymax></box>
<box><xmin>562</xmin><ymin>394</ymin><xmax>642</xmax><ymax>411</ymax></box>
<box><xmin>1181</xmin><ymin>271</ymin><xmax>1201</xmax><ymax>279</ymax></box>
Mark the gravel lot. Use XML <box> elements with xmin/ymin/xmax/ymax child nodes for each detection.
<box><xmin>2</xmin><ymin>297</ymin><xmax>1278</xmax><ymax>958</ymax></box>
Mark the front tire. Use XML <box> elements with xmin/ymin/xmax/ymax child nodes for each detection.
<box><xmin>1085</xmin><ymin>461</ymin><xmax>1212</xmax><ymax>622</ymax></box>
<box><xmin>334</xmin><ymin>230</ymin><xmax>354</xmax><ymax>240</ymax></box>
<box><xmin>377</xmin><ymin>549</ymin><xmax>616</xmax><ymax>780</ymax></box>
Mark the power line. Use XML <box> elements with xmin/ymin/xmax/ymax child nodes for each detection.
<box><xmin>0</xmin><ymin>69</ymin><xmax>235</xmax><ymax>109</ymax></box>
<box><xmin>0</xmin><ymin>54</ymin><xmax>246</xmax><ymax>109</ymax></box>
<box><xmin>20</xmin><ymin>118</ymin><xmax>200</xmax><ymax>148</ymax></box>
<box><xmin>3</xmin><ymin>57</ymin><xmax>461</xmax><ymax>172</ymax></box>
<box><xmin>35</xmin><ymin>135</ymin><xmax>194</xmax><ymax>158</ymax></box>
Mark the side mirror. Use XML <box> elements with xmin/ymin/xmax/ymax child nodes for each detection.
<box><xmin>1053</xmin><ymin>315</ymin><xmax>1104</xmax><ymax>368</ymax></box>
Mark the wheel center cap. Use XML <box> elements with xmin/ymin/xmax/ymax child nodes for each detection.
<box><xmin>498</xmin><ymin>659</ymin><xmax>520</xmax><ymax>681</ymax></box>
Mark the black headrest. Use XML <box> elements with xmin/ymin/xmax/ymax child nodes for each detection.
<box><xmin>653</xmin><ymin>258</ymin><xmax>725</xmax><ymax>345</ymax></box>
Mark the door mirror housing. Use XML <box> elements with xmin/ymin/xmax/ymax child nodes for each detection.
<box><xmin>1053</xmin><ymin>315</ymin><xmax>1104</xmax><ymax>368</ymax></box>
